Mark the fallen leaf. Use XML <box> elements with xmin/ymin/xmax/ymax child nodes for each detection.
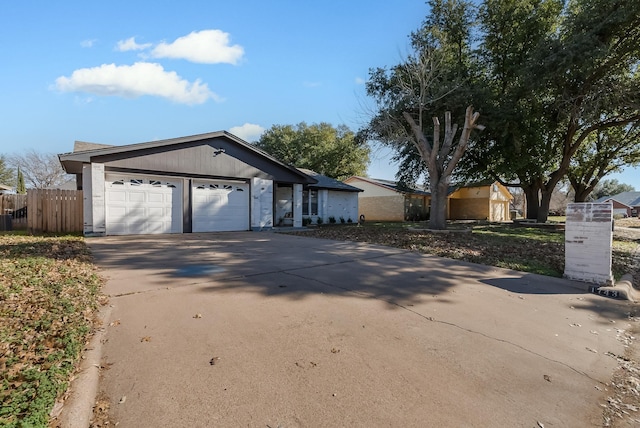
<box><xmin>119</xmin><ymin>395</ymin><xmax>126</xmax><ymax>404</ymax></box>
<box><xmin>109</xmin><ymin>320</ymin><xmax>121</xmax><ymax>326</ymax></box>
<box><xmin>193</xmin><ymin>313</ymin><xmax>202</xmax><ymax>319</ymax></box>
<box><xmin>140</xmin><ymin>336</ymin><xmax>151</xmax><ymax>342</ymax></box>
<box><xmin>543</xmin><ymin>375</ymin><xmax>551</xmax><ymax>383</ymax></box>
<box><xmin>209</xmin><ymin>357</ymin><xmax>220</xmax><ymax>365</ymax></box>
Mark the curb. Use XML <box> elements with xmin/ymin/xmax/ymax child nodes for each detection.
<box><xmin>591</xmin><ymin>274</ymin><xmax>638</xmax><ymax>303</ymax></box>
<box><xmin>55</xmin><ymin>304</ymin><xmax>112</xmax><ymax>427</ymax></box>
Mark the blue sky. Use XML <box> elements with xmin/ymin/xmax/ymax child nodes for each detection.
<box><xmin>1</xmin><ymin>0</ymin><xmax>638</xmax><ymax>188</ymax></box>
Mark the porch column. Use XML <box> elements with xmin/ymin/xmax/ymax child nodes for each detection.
<box><xmin>319</xmin><ymin>189</ymin><xmax>328</xmax><ymax>221</ymax></box>
<box><xmin>293</xmin><ymin>184</ymin><xmax>303</xmax><ymax>228</ymax></box>
<box><xmin>251</xmin><ymin>178</ymin><xmax>273</xmax><ymax>230</ymax></box>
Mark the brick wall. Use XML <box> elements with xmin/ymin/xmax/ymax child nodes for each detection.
<box><xmin>449</xmin><ymin>198</ymin><xmax>488</xmax><ymax>220</ymax></box>
<box><xmin>359</xmin><ymin>195</ymin><xmax>405</xmax><ymax>221</ymax></box>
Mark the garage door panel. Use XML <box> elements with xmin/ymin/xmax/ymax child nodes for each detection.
<box><xmin>129</xmin><ymin>191</ymin><xmax>146</xmax><ymax>203</ymax></box>
<box><xmin>147</xmin><ymin>192</ymin><xmax>165</xmax><ymax>203</ymax></box>
<box><xmin>105</xmin><ymin>175</ymin><xmax>182</xmax><ymax>235</ymax></box>
<box><xmin>192</xmin><ymin>180</ymin><xmax>249</xmax><ymax>232</ymax></box>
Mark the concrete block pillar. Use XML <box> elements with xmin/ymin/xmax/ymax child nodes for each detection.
<box><xmin>319</xmin><ymin>189</ymin><xmax>328</xmax><ymax>222</ymax></box>
<box><xmin>564</xmin><ymin>202</ymin><xmax>613</xmax><ymax>285</ymax></box>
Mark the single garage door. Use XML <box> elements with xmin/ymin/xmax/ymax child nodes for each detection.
<box><xmin>192</xmin><ymin>180</ymin><xmax>249</xmax><ymax>232</ymax></box>
<box><xmin>105</xmin><ymin>175</ymin><xmax>183</xmax><ymax>235</ymax></box>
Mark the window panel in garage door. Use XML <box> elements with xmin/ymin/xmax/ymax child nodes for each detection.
<box><xmin>192</xmin><ymin>181</ymin><xmax>249</xmax><ymax>232</ymax></box>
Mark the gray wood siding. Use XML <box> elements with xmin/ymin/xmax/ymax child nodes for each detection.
<box><xmin>93</xmin><ymin>138</ymin><xmax>306</xmax><ymax>183</ymax></box>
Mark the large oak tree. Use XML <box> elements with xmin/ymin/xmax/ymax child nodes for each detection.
<box><xmin>463</xmin><ymin>0</ymin><xmax>640</xmax><ymax>221</ymax></box>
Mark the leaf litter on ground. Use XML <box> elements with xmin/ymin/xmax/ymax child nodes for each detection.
<box><xmin>0</xmin><ymin>234</ymin><xmax>105</xmax><ymax>427</ymax></box>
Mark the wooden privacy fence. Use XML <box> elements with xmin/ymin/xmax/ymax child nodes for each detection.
<box><xmin>27</xmin><ymin>189</ymin><xmax>83</xmax><ymax>234</ymax></box>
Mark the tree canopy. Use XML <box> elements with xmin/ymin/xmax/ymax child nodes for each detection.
<box><xmin>8</xmin><ymin>150</ymin><xmax>69</xmax><ymax>189</ymax></box>
<box><xmin>568</xmin><ymin>124</ymin><xmax>640</xmax><ymax>201</ymax></box>
<box><xmin>462</xmin><ymin>0</ymin><xmax>640</xmax><ymax>221</ymax></box>
<box><xmin>255</xmin><ymin>122</ymin><xmax>370</xmax><ymax>180</ymax></box>
<box><xmin>0</xmin><ymin>155</ymin><xmax>15</xmax><ymax>187</ymax></box>
<box><xmin>361</xmin><ymin>0</ymin><xmax>640</xmax><ymax>222</ymax></box>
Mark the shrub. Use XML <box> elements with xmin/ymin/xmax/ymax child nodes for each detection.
<box><xmin>316</xmin><ymin>217</ymin><xmax>324</xmax><ymax>225</ymax></box>
<box><xmin>302</xmin><ymin>217</ymin><xmax>312</xmax><ymax>226</ymax></box>
<box><xmin>340</xmin><ymin>216</ymin><xmax>346</xmax><ymax>224</ymax></box>
<box><xmin>329</xmin><ymin>216</ymin><xmax>336</xmax><ymax>224</ymax></box>
<box><xmin>347</xmin><ymin>218</ymin><xmax>353</xmax><ymax>223</ymax></box>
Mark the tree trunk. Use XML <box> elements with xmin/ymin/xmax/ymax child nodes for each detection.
<box><xmin>523</xmin><ymin>185</ymin><xmax>540</xmax><ymax>220</ymax></box>
<box><xmin>573</xmin><ymin>185</ymin><xmax>590</xmax><ymax>202</ymax></box>
<box><xmin>429</xmin><ymin>181</ymin><xmax>449</xmax><ymax>230</ymax></box>
<box><xmin>402</xmin><ymin>107</ymin><xmax>484</xmax><ymax>230</ymax></box>
<box><xmin>538</xmin><ymin>188</ymin><xmax>552</xmax><ymax>223</ymax></box>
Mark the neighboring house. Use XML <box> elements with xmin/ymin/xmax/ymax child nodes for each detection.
<box><xmin>58</xmin><ymin>131</ymin><xmax>344</xmax><ymax>236</ymax></box>
<box><xmin>448</xmin><ymin>181</ymin><xmax>512</xmax><ymax>222</ymax></box>
<box><xmin>344</xmin><ymin>177</ymin><xmax>512</xmax><ymax>222</ymax></box>
<box><xmin>595</xmin><ymin>192</ymin><xmax>640</xmax><ymax>217</ymax></box>
<box><xmin>343</xmin><ymin>176</ymin><xmax>429</xmax><ymax>221</ymax></box>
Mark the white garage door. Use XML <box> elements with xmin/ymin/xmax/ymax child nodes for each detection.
<box><xmin>105</xmin><ymin>175</ymin><xmax>182</xmax><ymax>235</ymax></box>
<box><xmin>192</xmin><ymin>180</ymin><xmax>250</xmax><ymax>232</ymax></box>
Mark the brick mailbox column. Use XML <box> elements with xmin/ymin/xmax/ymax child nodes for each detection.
<box><xmin>564</xmin><ymin>202</ymin><xmax>613</xmax><ymax>285</ymax></box>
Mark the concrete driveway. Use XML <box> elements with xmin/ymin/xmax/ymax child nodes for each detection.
<box><xmin>82</xmin><ymin>232</ymin><xmax>634</xmax><ymax>427</ymax></box>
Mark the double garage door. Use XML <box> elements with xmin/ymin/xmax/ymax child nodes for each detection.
<box><xmin>105</xmin><ymin>175</ymin><xmax>249</xmax><ymax>235</ymax></box>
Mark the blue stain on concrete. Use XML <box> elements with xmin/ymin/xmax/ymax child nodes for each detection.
<box><xmin>175</xmin><ymin>265</ymin><xmax>226</xmax><ymax>276</ymax></box>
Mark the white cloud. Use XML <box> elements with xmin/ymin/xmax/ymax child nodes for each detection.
<box><xmin>229</xmin><ymin>123</ymin><xmax>265</xmax><ymax>142</ymax></box>
<box><xmin>116</xmin><ymin>37</ymin><xmax>152</xmax><ymax>52</ymax></box>
<box><xmin>303</xmin><ymin>81</ymin><xmax>322</xmax><ymax>88</ymax></box>
<box><xmin>150</xmin><ymin>29</ymin><xmax>244</xmax><ymax>64</ymax></box>
<box><xmin>81</xmin><ymin>39</ymin><xmax>97</xmax><ymax>48</ymax></box>
<box><xmin>355</xmin><ymin>77</ymin><xmax>365</xmax><ymax>85</ymax></box>
<box><xmin>54</xmin><ymin>62</ymin><xmax>221</xmax><ymax>105</ymax></box>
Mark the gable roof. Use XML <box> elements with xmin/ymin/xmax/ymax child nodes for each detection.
<box><xmin>596</xmin><ymin>191</ymin><xmax>640</xmax><ymax>207</ymax></box>
<box><xmin>450</xmin><ymin>180</ymin><xmax>513</xmax><ymax>200</ymax></box>
<box><xmin>345</xmin><ymin>176</ymin><xmax>511</xmax><ymax>198</ymax></box>
<box><xmin>59</xmin><ymin>131</ymin><xmax>315</xmax><ymax>184</ymax></box>
<box><xmin>345</xmin><ymin>176</ymin><xmax>431</xmax><ymax>196</ymax></box>
<box><xmin>297</xmin><ymin>169</ymin><xmax>363</xmax><ymax>192</ymax></box>
<box><xmin>73</xmin><ymin>141</ymin><xmax>115</xmax><ymax>152</ymax></box>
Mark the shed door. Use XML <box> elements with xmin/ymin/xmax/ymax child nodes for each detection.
<box><xmin>105</xmin><ymin>175</ymin><xmax>182</xmax><ymax>235</ymax></box>
<box><xmin>192</xmin><ymin>180</ymin><xmax>249</xmax><ymax>232</ymax></box>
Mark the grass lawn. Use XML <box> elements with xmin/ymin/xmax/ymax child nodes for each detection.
<box><xmin>294</xmin><ymin>221</ymin><xmax>639</xmax><ymax>281</ymax></box>
<box><xmin>0</xmin><ymin>233</ymin><xmax>104</xmax><ymax>428</ymax></box>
